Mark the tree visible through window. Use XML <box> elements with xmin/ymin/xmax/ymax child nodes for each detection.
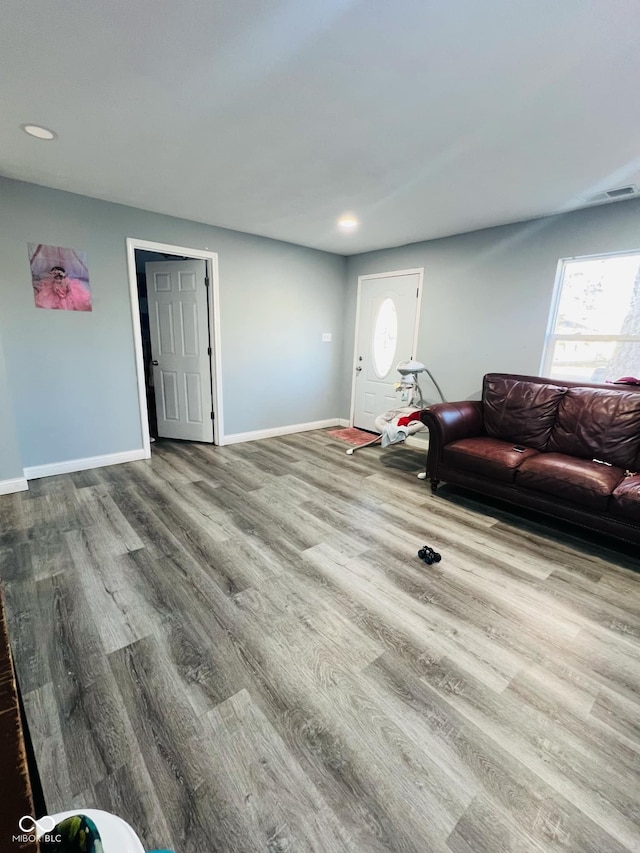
<box><xmin>542</xmin><ymin>252</ymin><xmax>640</xmax><ymax>383</ymax></box>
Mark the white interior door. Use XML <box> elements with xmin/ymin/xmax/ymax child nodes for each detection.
<box><xmin>352</xmin><ymin>270</ymin><xmax>422</xmax><ymax>431</ymax></box>
<box><xmin>146</xmin><ymin>259</ymin><xmax>214</xmax><ymax>442</ymax></box>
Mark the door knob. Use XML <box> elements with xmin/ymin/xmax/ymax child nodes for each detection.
<box><xmin>356</xmin><ymin>366</ymin><xmax>362</xmax><ymax>372</ymax></box>
<box><xmin>152</xmin><ymin>360</ymin><xmax>159</xmax><ymax>366</ymax></box>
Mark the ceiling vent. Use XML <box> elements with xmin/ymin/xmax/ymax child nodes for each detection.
<box><xmin>586</xmin><ymin>184</ymin><xmax>639</xmax><ymax>205</ymax></box>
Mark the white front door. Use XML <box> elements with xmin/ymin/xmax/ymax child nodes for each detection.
<box><xmin>352</xmin><ymin>270</ymin><xmax>422</xmax><ymax>431</ymax></box>
<box><xmin>146</xmin><ymin>260</ymin><xmax>214</xmax><ymax>442</ymax></box>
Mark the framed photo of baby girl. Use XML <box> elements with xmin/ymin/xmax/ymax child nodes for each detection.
<box><xmin>28</xmin><ymin>243</ymin><xmax>92</xmax><ymax>312</ymax></box>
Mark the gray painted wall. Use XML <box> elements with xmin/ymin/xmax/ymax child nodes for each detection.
<box><xmin>5</xmin><ymin>173</ymin><xmax>637</xmax><ymax>477</ymax></box>
<box><xmin>345</xmin><ymin>199</ymin><xmax>640</xmax><ymax>409</ymax></box>
<box><xmin>0</xmin><ymin>177</ymin><xmax>346</xmax><ymax>469</ymax></box>
<box><xmin>0</xmin><ymin>333</ymin><xmax>23</xmax><ymax>482</ymax></box>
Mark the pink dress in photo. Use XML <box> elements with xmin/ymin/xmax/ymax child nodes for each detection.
<box><xmin>34</xmin><ymin>278</ymin><xmax>92</xmax><ymax>311</ymax></box>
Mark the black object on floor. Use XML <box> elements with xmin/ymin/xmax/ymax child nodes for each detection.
<box><xmin>418</xmin><ymin>545</ymin><xmax>441</xmax><ymax>565</ymax></box>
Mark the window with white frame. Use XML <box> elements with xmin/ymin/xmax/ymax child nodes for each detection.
<box><xmin>541</xmin><ymin>252</ymin><xmax>640</xmax><ymax>383</ymax></box>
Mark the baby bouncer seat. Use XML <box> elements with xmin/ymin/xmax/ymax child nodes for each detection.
<box><xmin>346</xmin><ymin>360</ymin><xmax>445</xmax><ymax>478</ymax></box>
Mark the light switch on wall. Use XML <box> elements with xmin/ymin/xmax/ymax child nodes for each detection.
<box><xmin>322</xmin><ymin>332</ymin><xmax>332</xmax><ymax>342</ymax></box>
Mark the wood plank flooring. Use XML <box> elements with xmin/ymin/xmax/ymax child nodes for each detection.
<box><xmin>1</xmin><ymin>431</ymin><xmax>640</xmax><ymax>852</ymax></box>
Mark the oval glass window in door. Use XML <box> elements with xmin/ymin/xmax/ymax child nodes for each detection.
<box><xmin>372</xmin><ymin>297</ymin><xmax>398</xmax><ymax>378</ymax></box>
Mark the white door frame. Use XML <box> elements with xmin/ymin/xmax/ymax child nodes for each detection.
<box><xmin>349</xmin><ymin>268</ymin><xmax>424</xmax><ymax>427</ymax></box>
<box><xmin>126</xmin><ymin>237</ymin><xmax>224</xmax><ymax>456</ymax></box>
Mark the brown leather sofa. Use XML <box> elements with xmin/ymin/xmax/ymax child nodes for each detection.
<box><xmin>420</xmin><ymin>373</ymin><xmax>640</xmax><ymax>545</ymax></box>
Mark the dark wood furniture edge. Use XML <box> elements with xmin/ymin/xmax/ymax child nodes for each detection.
<box><xmin>0</xmin><ymin>586</ymin><xmax>39</xmax><ymax>852</ymax></box>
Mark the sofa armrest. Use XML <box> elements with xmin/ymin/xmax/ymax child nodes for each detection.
<box><xmin>420</xmin><ymin>401</ymin><xmax>484</xmax><ymax>486</ymax></box>
<box><xmin>420</xmin><ymin>401</ymin><xmax>484</xmax><ymax>443</ymax></box>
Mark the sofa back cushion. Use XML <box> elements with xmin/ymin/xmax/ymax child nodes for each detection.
<box><xmin>483</xmin><ymin>375</ymin><xmax>566</xmax><ymax>450</ymax></box>
<box><xmin>548</xmin><ymin>386</ymin><xmax>640</xmax><ymax>468</ymax></box>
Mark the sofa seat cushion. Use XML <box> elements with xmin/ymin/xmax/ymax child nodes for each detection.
<box><xmin>443</xmin><ymin>437</ymin><xmax>539</xmax><ymax>482</ymax></box>
<box><xmin>611</xmin><ymin>475</ymin><xmax>640</xmax><ymax>521</ymax></box>
<box><xmin>483</xmin><ymin>375</ymin><xmax>567</xmax><ymax>450</ymax></box>
<box><xmin>548</xmin><ymin>387</ymin><xmax>640</xmax><ymax>468</ymax></box>
<box><xmin>516</xmin><ymin>453</ymin><xmax>624</xmax><ymax>509</ymax></box>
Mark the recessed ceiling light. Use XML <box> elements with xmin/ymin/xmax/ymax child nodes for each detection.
<box><xmin>337</xmin><ymin>214</ymin><xmax>359</xmax><ymax>232</ymax></box>
<box><xmin>21</xmin><ymin>124</ymin><xmax>57</xmax><ymax>140</ymax></box>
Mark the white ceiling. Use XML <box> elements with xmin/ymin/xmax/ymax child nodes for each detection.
<box><xmin>2</xmin><ymin>0</ymin><xmax>640</xmax><ymax>255</ymax></box>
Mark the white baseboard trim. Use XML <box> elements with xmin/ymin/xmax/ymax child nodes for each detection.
<box><xmin>24</xmin><ymin>448</ymin><xmax>148</xmax><ymax>481</ymax></box>
<box><xmin>0</xmin><ymin>476</ymin><xmax>29</xmax><ymax>495</ymax></box>
<box><xmin>223</xmin><ymin>418</ymin><xmax>342</xmax><ymax>445</ymax></box>
<box><xmin>337</xmin><ymin>418</ymin><xmax>350</xmax><ymax>427</ymax></box>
